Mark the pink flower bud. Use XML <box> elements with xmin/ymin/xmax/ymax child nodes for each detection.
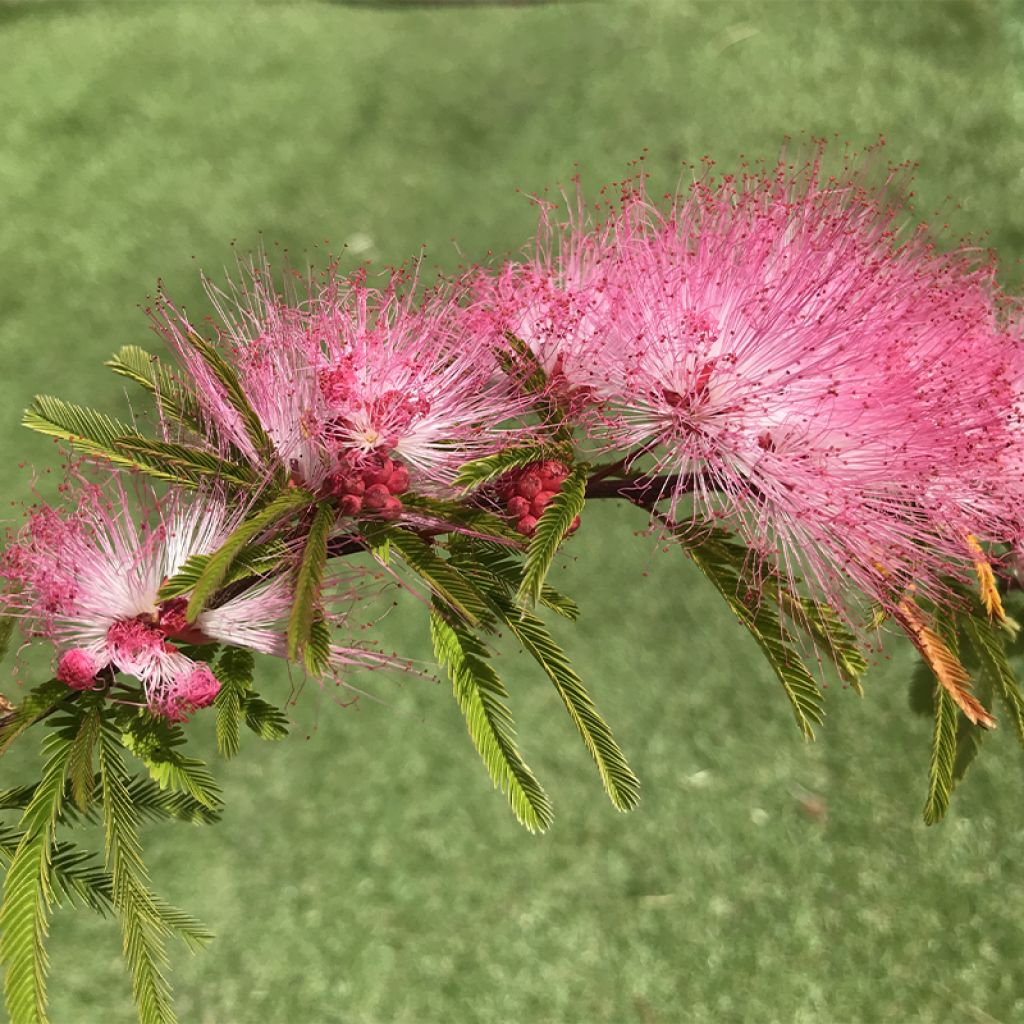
<box><xmin>363</xmin><ymin>484</ymin><xmax>391</xmax><ymax>511</ymax></box>
<box><xmin>386</xmin><ymin>465</ymin><xmax>410</xmax><ymax>495</ymax></box>
<box><xmin>517</xmin><ymin>515</ymin><xmax>539</xmax><ymax>537</ymax></box>
<box><xmin>339</xmin><ymin>493</ymin><xmax>363</xmax><ymax>516</ymax></box>
<box><xmin>506</xmin><ymin>495</ymin><xmax>529</xmax><ymax>518</ymax></box>
<box><xmin>57</xmin><ymin>648</ymin><xmax>99</xmax><ymax>690</ymax></box>
<box><xmin>363</xmin><ymin>457</ymin><xmax>395</xmax><ymax>488</ymax></box>
<box><xmin>379</xmin><ymin>497</ymin><xmax>403</xmax><ymax>521</ymax></box>
<box><xmin>330</xmin><ymin>472</ymin><xmax>365</xmax><ymax>498</ymax></box>
<box><xmin>516</xmin><ymin>473</ymin><xmax>542</xmax><ymax>500</ymax></box>
<box><xmin>567</xmin><ymin>514</ymin><xmax>581</xmax><ymax>535</ymax></box>
<box><xmin>531</xmin><ymin>491</ymin><xmax>556</xmax><ymax>517</ymax></box>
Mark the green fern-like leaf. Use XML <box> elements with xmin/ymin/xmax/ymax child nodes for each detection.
<box><xmin>213</xmin><ymin>648</ymin><xmax>255</xmax><ymax>759</ymax></box>
<box><xmin>963</xmin><ymin>612</ymin><xmax>1024</xmax><ymax>750</ymax></box>
<box><xmin>453</xmin><ymin>446</ymin><xmax>570</xmax><ymax>492</ymax></box>
<box><xmin>186</xmin><ymin>488</ymin><xmax>315</xmax><ymax>621</ymax></box>
<box><xmin>0</xmin><ymin>680</ymin><xmax>71</xmax><ymax>757</ymax></box>
<box><xmin>429</xmin><ymin>608</ymin><xmax>552</xmax><ymax>832</ymax></box>
<box><xmin>66</xmin><ymin>706</ymin><xmax>102</xmax><ymax>813</ymax></box>
<box><xmin>23</xmin><ymin>396</ymin><xmax>137</xmax><ymax>464</ymax></box>
<box><xmin>287</xmin><ymin>502</ymin><xmax>335</xmax><ymax>669</ymax></box>
<box><xmin>157</xmin><ymin>541</ymin><xmax>286</xmax><ymax>602</ymax></box>
<box><xmin>242</xmin><ymin>695</ymin><xmax>290</xmax><ymax>741</ymax></box>
<box><xmin>125</xmin><ymin>777</ymin><xmax>221</xmax><ymax>826</ymax></box>
<box><xmin>450</xmin><ymin>536</ymin><xmax>579</xmax><ymax>621</ymax></box>
<box><xmin>517</xmin><ymin>462</ymin><xmax>588</xmax><ymax>608</ymax></box>
<box><xmin>681</xmin><ymin>531</ymin><xmax>825</xmax><ymax>739</ymax></box>
<box><xmin>120</xmin><ymin>716</ymin><xmax>223</xmax><ymax>812</ymax></box>
<box><xmin>0</xmin><ymin>615</ymin><xmax>15</xmax><ymax>664</ymax></box>
<box><xmin>0</xmin><ymin>714</ymin><xmax>82</xmax><ymax>1024</ymax></box>
<box><xmin>924</xmin><ymin>684</ymin><xmax>958</xmax><ymax>826</ymax></box>
<box><xmin>105</xmin><ymin>346</ymin><xmax>206</xmax><ymax>433</ymax></box>
<box><xmin>111</xmin><ymin>436</ymin><xmax>259</xmax><ymax>489</ymax></box>
<box><xmin>374</xmin><ymin>526</ymin><xmax>491</xmax><ymax>628</ymax></box>
<box><xmin>97</xmin><ymin>718</ymin><xmax>178</xmax><ymax>1024</ymax></box>
<box><xmin>491</xmin><ymin>594</ymin><xmax>639</xmax><ymax>811</ymax></box>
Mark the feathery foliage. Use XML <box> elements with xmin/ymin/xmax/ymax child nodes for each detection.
<box><xmin>213</xmin><ymin>648</ymin><xmax>255</xmax><ymax>759</ymax></box>
<box><xmin>678</xmin><ymin>528</ymin><xmax>825</xmax><ymax>739</ymax></box>
<box><xmin>897</xmin><ymin>599</ymin><xmax>995</xmax><ymax>729</ymax></box>
<box><xmin>180</xmin><ymin>331</ymin><xmax>278</xmax><ymax>469</ymax></box>
<box><xmin>120</xmin><ymin>716</ymin><xmax>222</xmax><ymax>813</ymax></box>
<box><xmin>373</xmin><ymin>526</ymin><xmax>491</xmax><ymax>628</ymax></box>
<box><xmin>517</xmin><ymin>461</ymin><xmax>588</xmax><ymax>608</ymax></box>
<box><xmin>105</xmin><ymin>346</ymin><xmax>206</xmax><ymax>434</ymax></box>
<box><xmin>157</xmin><ymin>541</ymin><xmax>286</xmax><ymax>602</ymax></box>
<box><xmin>22</xmin><ymin>397</ymin><xmax>251</xmax><ymax>489</ymax></box>
<box><xmin>185</xmin><ymin>488</ymin><xmax>315</xmax><ymax>620</ymax></box>
<box><xmin>287</xmin><ymin>502</ymin><xmax>335</xmax><ymax>672</ymax></box>
<box><xmin>448</xmin><ymin>539</ymin><xmax>638</xmax><ymax>811</ymax></box>
<box><xmin>0</xmin><ymin>714</ymin><xmax>81</xmax><ymax>1024</ymax></box>
<box><xmin>923</xmin><ymin>684</ymin><xmax>959</xmax><ymax>826</ymax></box>
<box><xmin>98</xmin><ymin>717</ymin><xmax>178</xmax><ymax>1024</ymax></box>
<box><xmin>0</xmin><ymin>681</ymin><xmax>71</xmax><ymax>758</ymax></box>
<box><xmin>430</xmin><ymin>608</ymin><xmax>552</xmax><ymax>832</ymax></box>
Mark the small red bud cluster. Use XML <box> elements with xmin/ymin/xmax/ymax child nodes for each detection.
<box><xmin>496</xmin><ymin>460</ymin><xmax>580</xmax><ymax>537</ymax></box>
<box><xmin>328</xmin><ymin>454</ymin><xmax>409</xmax><ymax>520</ymax></box>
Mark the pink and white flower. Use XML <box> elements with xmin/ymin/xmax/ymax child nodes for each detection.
<box><xmin>151</xmin><ymin>260</ymin><xmax>544</xmax><ymax>501</ymax></box>
<box><xmin>1</xmin><ymin>476</ymin><xmax>395</xmax><ymax>720</ymax></box>
<box><xmin>487</xmin><ymin>146</ymin><xmax>1024</xmax><ymax>628</ymax></box>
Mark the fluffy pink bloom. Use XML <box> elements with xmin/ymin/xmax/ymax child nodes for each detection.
<box><xmin>471</xmin><ymin>181</ymin><xmax>639</xmax><ymax>398</ymax></box>
<box><xmin>151</xmin><ymin>260</ymin><xmax>543</xmax><ymax>500</ymax></box>
<box><xmin>489</xmin><ymin>146</ymin><xmax>1024</xmax><ymax>626</ymax></box>
<box><xmin>1</xmin><ymin>477</ymin><xmax>396</xmax><ymax>718</ymax></box>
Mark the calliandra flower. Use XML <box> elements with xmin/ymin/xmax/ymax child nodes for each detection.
<box><xmin>472</xmin><ymin>180</ymin><xmax>641</xmax><ymax>399</ymax></box>
<box><xmin>0</xmin><ymin>476</ymin><xmax>396</xmax><ymax>720</ymax></box>
<box><xmin>548</xmin><ymin>144</ymin><xmax>1023</xmax><ymax>627</ymax></box>
<box><xmin>151</xmin><ymin>260</ymin><xmax>543</xmax><ymax>502</ymax></box>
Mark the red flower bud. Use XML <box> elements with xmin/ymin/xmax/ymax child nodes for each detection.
<box><xmin>338</xmin><ymin>494</ymin><xmax>363</xmax><ymax>516</ymax></box>
<box><xmin>516</xmin><ymin>472</ymin><xmax>542</xmax><ymax>500</ymax></box>
<box><xmin>379</xmin><ymin>497</ymin><xmax>403</xmax><ymax>521</ymax></box>
<box><xmin>363</xmin><ymin>484</ymin><xmax>391</xmax><ymax>511</ymax></box>
<box><xmin>387</xmin><ymin>465</ymin><xmax>410</xmax><ymax>495</ymax></box>
<box><xmin>363</xmin><ymin>456</ymin><xmax>395</xmax><ymax>487</ymax></box>
<box><xmin>506</xmin><ymin>495</ymin><xmax>529</xmax><ymax>518</ymax></box>
<box><xmin>537</xmin><ymin>460</ymin><xmax>569</xmax><ymax>486</ymax></box>
<box><xmin>531</xmin><ymin>490</ymin><xmax>556</xmax><ymax>517</ymax></box>
<box><xmin>517</xmin><ymin>515</ymin><xmax>539</xmax><ymax>536</ymax></box>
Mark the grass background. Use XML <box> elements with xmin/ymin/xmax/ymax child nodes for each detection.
<box><xmin>3</xmin><ymin>0</ymin><xmax>1024</xmax><ymax>1021</ymax></box>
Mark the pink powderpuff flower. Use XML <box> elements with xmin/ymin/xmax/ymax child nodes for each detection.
<box><xmin>569</xmin><ymin>144</ymin><xmax>1024</xmax><ymax>625</ymax></box>
<box><xmin>151</xmin><ymin>259</ymin><xmax>544</xmax><ymax>501</ymax></box>
<box><xmin>0</xmin><ymin>475</ymin><xmax>398</xmax><ymax>719</ymax></box>
<box><xmin>471</xmin><ymin>179</ymin><xmax>645</xmax><ymax>402</ymax></box>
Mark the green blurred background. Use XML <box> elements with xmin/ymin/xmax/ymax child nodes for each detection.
<box><xmin>3</xmin><ymin>0</ymin><xmax>1024</xmax><ymax>1021</ymax></box>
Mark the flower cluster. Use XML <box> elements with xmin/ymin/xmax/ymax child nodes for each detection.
<box><xmin>3</xmin><ymin>139</ymin><xmax>1023</xmax><ymax>725</ymax></box>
